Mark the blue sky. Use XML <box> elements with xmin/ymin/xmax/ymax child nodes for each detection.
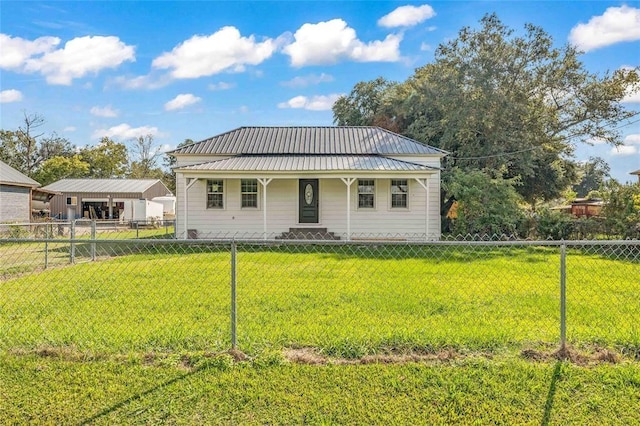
<box><xmin>1</xmin><ymin>1</ymin><xmax>639</xmax><ymax>182</ymax></box>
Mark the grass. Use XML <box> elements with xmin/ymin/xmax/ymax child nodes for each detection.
<box><xmin>1</xmin><ymin>242</ymin><xmax>639</xmax><ymax>357</ymax></box>
<box><xmin>1</xmin><ymin>241</ymin><xmax>638</xmax><ymax>424</ymax></box>
<box><xmin>1</xmin><ymin>352</ymin><xmax>639</xmax><ymax>424</ymax></box>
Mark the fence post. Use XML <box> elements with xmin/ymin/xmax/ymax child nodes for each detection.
<box><xmin>136</xmin><ymin>221</ymin><xmax>139</xmax><ymax>239</ymax></box>
<box><xmin>70</xmin><ymin>220</ymin><xmax>76</xmax><ymax>264</ymax></box>
<box><xmin>560</xmin><ymin>242</ymin><xmax>567</xmax><ymax>351</ymax></box>
<box><xmin>231</xmin><ymin>240</ymin><xmax>237</xmax><ymax>349</ymax></box>
<box><xmin>44</xmin><ymin>223</ymin><xmax>49</xmax><ymax>269</ymax></box>
<box><xmin>91</xmin><ymin>220</ymin><xmax>97</xmax><ymax>261</ymax></box>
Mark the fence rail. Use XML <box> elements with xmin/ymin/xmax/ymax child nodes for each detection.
<box><xmin>1</xmin><ymin>236</ymin><xmax>638</xmax><ymax>358</ymax></box>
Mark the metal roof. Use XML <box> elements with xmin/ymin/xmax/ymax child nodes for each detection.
<box><xmin>42</xmin><ymin>179</ymin><xmax>163</xmax><ymax>194</ymax></box>
<box><xmin>177</xmin><ymin>155</ymin><xmax>438</xmax><ymax>173</ymax></box>
<box><xmin>0</xmin><ymin>160</ymin><xmax>40</xmax><ymax>188</ymax></box>
<box><xmin>631</xmin><ymin>169</ymin><xmax>640</xmax><ymax>175</ymax></box>
<box><xmin>170</xmin><ymin>127</ymin><xmax>446</xmax><ymax>156</ymax></box>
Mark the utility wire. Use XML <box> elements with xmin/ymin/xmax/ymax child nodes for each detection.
<box><xmin>451</xmin><ymin>113</ymin><xmax>640</xmax><ymax>161</ymax></box>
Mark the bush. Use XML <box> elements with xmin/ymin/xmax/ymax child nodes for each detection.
<box><xmin>535</xmin><ymin>209</ymin><xmax>574</xmax><ymax>240</ymax></box>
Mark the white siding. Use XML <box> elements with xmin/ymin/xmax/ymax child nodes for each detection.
<box><xmin>176</xmin><ymin>174</ymin><xmax>441</xmax><ymax>240</ymax></box>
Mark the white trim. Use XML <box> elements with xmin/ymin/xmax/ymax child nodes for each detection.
<box><xmin>184</xmin><ymin>176</ymin><xmax>199</xmax><ymax>240</ymax></box>
<box><xmin>414</xmin><ymin>178</ymin><xmax>430</xmax><ymax>241</ymax></box>
<box><xmin>356</xmin><ymin>178</ymin><xmax>376</xmax><ymax>211</ymax></box>
<box><xmin>340</xmin><ymin>178</ymin><xmax>356</xmax><ymax>241</ymax></box>
<box><xmin>240</xmin><ymin>178</ymin><xmax>260</xmax><ymax>210</ymax></box>
<box><xmin>205</xmin><ymin>178</ymin><xmax>226</xmax><ymax>210</ymax></box>
<box><xmin>257</xmin><ymin>178</ymin><xmax>272</xmax><ymax>240</ymax></box>
<box><xmin>389</xmin><ymin>178</ymin><xmax>409</xmax><ymax>211</ymax></box>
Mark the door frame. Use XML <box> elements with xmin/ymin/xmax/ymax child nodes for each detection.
<box><xmin>298</xmin><ymin>179</ymin><xmax>319</xmax><ymax>224</ymax></box>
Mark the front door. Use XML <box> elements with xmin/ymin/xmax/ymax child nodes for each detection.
<box><xmin>299</xmin><ymin>179</ymin><xmax>319</xmax><ymax>223</ymax></box>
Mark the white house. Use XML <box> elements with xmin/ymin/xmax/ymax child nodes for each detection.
<box><xmin>171</xmin><ymin>126</ymin><xmax>447</xmax><ymax>240</ymax></box>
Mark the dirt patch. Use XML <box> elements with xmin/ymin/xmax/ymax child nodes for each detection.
<box><xmin>227</xmin><ymin>348</ymin><xmax>248</xmax><ymax>362</ymax></box>
<box><xmin>284</xmin><ymin>348</ymin><xmax>327</xmax><ymax>365</ymax></box>
<box><xmin>284</xmin><ymin>347</ymin><xmax>462</xmax><ymax>365</ymax></box>
<box><xmin>520</xmin><ymin>346</ymin><xmax>622</xmax><ymax>366</ymax></box>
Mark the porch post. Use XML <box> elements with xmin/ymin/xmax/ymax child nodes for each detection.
<box><xmin>414</xmin><ymin>177</ymin><xmax>431</xmax><ymax>241</ymax></box>
<box><xmin>340</xmin><ymin>178</ymin><xmax>356</xmax><ymax>241</ymax></box>
<box><xmin>258</xmin><ymin>178</ymin><xmax>273</xmax><ymax>240</ymax></box>
<box><xmin>183</xmin><ymin>176</ymin><xmax>198</xmax><ymax>239</ymax></box>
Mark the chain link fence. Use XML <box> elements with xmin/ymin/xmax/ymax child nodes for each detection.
<box><xmin>1</xmin><ymin>234</ymin><xmax>638</xmax><ymax>358</ymax></box>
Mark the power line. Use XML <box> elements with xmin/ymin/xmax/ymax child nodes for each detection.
<box><xmin>451</xmin><ymin>114</ymin><xmax>640</xmax><ymax>161</ymax></box>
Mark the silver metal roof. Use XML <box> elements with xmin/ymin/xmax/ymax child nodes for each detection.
<box><xmin>171</xmin><ymin>127</ymin><xmax>446</xmax><ymax>156</ymax></box>
<box><xmin>42</xmin><ymin>179</ymin><xmax>163</xmax><ymax>193</ymax></box>
<box><xmin>0</xmin><ymin>160</ymin><xmax>40</xmax><ymax>187</ymax></box>
<box><xmin>178</xmin><ymin>155</ymin><xmax>438</xmax><ymax>173</ymax></box>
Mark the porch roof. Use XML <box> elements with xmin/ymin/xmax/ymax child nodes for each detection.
<box><xmin>176</xmin><ymin>155</ymin><xmax>438</xmax><ymax>173</ymax></box>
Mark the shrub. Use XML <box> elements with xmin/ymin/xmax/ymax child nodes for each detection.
<box><xmin>536</xmin><ymin>209</ymin><xmax>574</xmax><ymax>240</ymax></box>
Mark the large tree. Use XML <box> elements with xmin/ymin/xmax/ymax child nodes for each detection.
<box><xmin>32</xmin><ymin>155</ymin><xmax>90</xmax><ymax>186</ymax></box>
<box><xmin>572</xmin><ymin>156</ymin><xmax>611</xmax><ymax>198</ymax></box>
<box><xmin>128</xmin><ymin>134</ymin><xmax>163</xmax><ymax>179</ymax></box>
<box><xmin>0</xmin><ymin>112</ymin><xmax>74</xmax><ymax>177</ymax></box>
<box><xmin>79</xmin><ymin>137</ymin><xmax>129</xmax><ymax>178</ymax></box>
<box><xmin>334</xmin><ymin>14</ymin><xmax>639</xmax><ymax>223</ymax></box>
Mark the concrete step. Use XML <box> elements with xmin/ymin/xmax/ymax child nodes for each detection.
<box><xmin>276</xmin><ymin>228</ymin><xmax>341</xmax><ymax>240</ymax></box>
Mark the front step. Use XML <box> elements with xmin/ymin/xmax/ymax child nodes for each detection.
<box><xmin>276</xmin><ymin>227</ymin><xmax>341</xmax><ymax>240</ymax></box>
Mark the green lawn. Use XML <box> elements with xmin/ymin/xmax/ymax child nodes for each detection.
<box><xmin>2</xmin><ymin>352</ymin><xmax>639</xmax><ymax>424</ymax></box>
<box><xmin>1</xmin><ymin>242</ymin><xmax>638</xmax><ymax>357</ymax></box>
<box><xmin>1</xmin><ymin>242</ymin><xmax>638</xmax><ymax>424</ymax></box>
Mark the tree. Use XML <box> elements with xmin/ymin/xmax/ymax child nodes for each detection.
<box><xmin>0</xmin><ymin>112</ymin><xmax>74</xmax><ymax>177</ymax></box>
<box><xmin>332</xmin><ymin>77</ymin><xmax>400</xmax><ymax>130</ymax></box>
<box><xmin>163</xmin><ymin>139</ymin><xmax>193</xmax><ymax>194</ymax></box>
<box><xmin>334</xmin><ymin>14</ymin><xmax>639</xmax><ymax>228</ymax></box>
<box><xmin>447</xmin><ymin>169</ymin><xmax>525</xmax><ymax>236</ymax></box>
<box><xmin>128</xmin><ymin>134</ymin><xmax>162</xmax><ymax>179</ymax></box>
<box><xmin>80</xmin><ymin>137</ymin><xmax>128</xmax><ymax>178</ymax></box>
<box><xmin>572</xmin><ymin>157</ymin><xmax>611</xmax><ymax>198</ymax></box>
<box><xmin>601</xmin><ymin>181</ymin><xmax>640</xmax><ymax>239</ymax></box>
<box><xmin>32</xmin><ymin>155</ymin><xmax>90</xmax><ymax>186</ymax></box>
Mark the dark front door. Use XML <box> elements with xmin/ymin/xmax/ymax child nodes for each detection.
<box><xmin>299</xmin><ymin>179</ymin><xmax>319</xmax><ymax>223</ymax></box>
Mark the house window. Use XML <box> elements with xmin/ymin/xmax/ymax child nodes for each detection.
<box><xmin>66</xmin><ymin>196</ymin><xmax>77</xmax><ymax>206</ymax></box>
<box><xmin>391</xmin><ymin>179</ymin><xmax>408</xmax><ymax>208</ymax></box>
<box><xmin>206</xmin><ymin>179</ymin><xmax>224</xmax><ymax>209</ymax></box>
<box><xmin>358</xmin><ymin>179</ymin><xmax>375</xmax><ymax>208</ymax></box>
<box><xmin>241</xmin><ymin>179</ymin><xmax>258</xmax><ymax>208</ymax></box>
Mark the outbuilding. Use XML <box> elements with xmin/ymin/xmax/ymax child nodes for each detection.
<box><xmin>42</xmin><ymin>179</ymin><xmax>172</xmax><ymax>220</ymax></box>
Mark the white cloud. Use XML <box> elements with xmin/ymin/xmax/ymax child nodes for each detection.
<box><xmin>159</xmin><ymin>143</ymin><xmax>173</xmax><ymax>153</ymax></box>
<box><xmin>420</xmin><ymin>42</ymin><xmax>432</xmax><ymax>51</ymax></box>
<box><xmin>208</xmin><ymin>81</ymin><xmax>236</xmax><ymax>91</ymax></box>
<box><xmin>238</xmin><ymin>105</ymin><xmax>249</xmax><ymax>113</ymax></box>
<box><xmin>92</xmin><ymin>123</ymin><xmax>162</xmax><ymax>140</ymax></box>
<box><xmin>624</xmin><ymin>134</ymin><xmax>640</xmax><ymax>145</ymax></box>
<box><xmin>622</xmin><ymin>87</ymin><xmax>640</xmax><ymax>103</ymax></box>
<box><xmin>277</xmin><ymin>94</ymin><xmax>342</xmax><ymax>111</ymax></box>
<box><xmin>378</xmin><ymin>4</ymin><xmax>436</xmax><ymax>28</ymax></box>
<box><xmin>111</xmin><ymin>74</ymin><xmax>171</xmax><ymax>90</ymax></box>
<box><xmin>90</xmin><ymin>105</ymin><xmax>119</xmax><ymax>118</ymax></box>
<box><xmin>283</xmin><ymin>19</ymin><xmax>402</xmax><ymax>66</ymax></box>
<box><xmin>11</xmin><ymin>35</ymin><xmax>136</xmax><ymax>85</ymax></box>
<box><xmin>0</xmin><ymin>34</ymin><xmax>60</xmax><ymax>69</ymax></box>
<box><xmin>610</xmin><ymin>145</ymin><xmax>638</xmax><ymax>156</ymax></box>
<box><xmin>281</xmin><ymin>73</ymin><xmax>334</xmax><ymax>88</ymax></box>
<box><xmin>587</xmin><ymin>137</ymin><xmax>608</xmax><ymax>145</ymax></box>
<box><xmin>63</xmin><ymin>126</ymin><xmax>76</xmax><ymax>132</ymax></box>
<box><xmin>152</xmin><ymin>26</ymin><xmax>276</xmax><ymax>79</ymax></box>
<box><xmin>164</xmin><ymin>93</ymin><xmax>202</xmax><ymax>111</ymax></box>
<box><xmin>569</xmin><ymin>5</ymin><xmax>640</xmax><ymax>52</ymax></box>
<box><xmin>0</xmin><ymin>89</ymin><xmax>23</xmax><ymax>103</ymax></box>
